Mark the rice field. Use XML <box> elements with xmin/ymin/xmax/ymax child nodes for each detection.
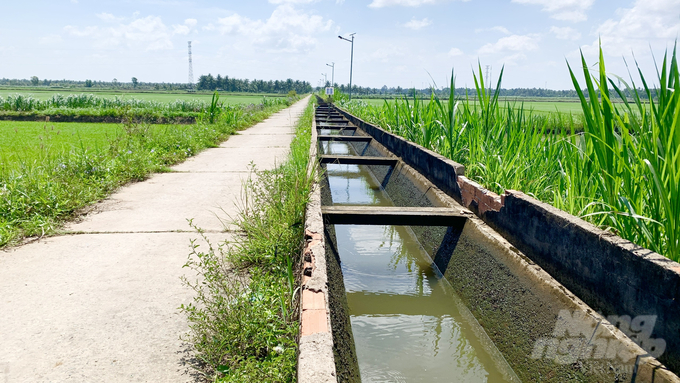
<box><xmin>0</xmin><ymin>89</ymin><xmax>283</xmax><ymax>104</ymax></box>
<box><xmin>341</xmin><ymin>47</ymin><xmax>679</xmax><ymax>261</ymax></box>
<box><xmin>0</xmin><ymin>121</ymin><xmax>118</xmax><ymax>159</ymax></box>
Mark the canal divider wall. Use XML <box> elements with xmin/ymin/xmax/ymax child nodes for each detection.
<box><xmin>298</xmin><ymin>114</ymin><xmax>337</xmax><ymax>383</ymax></box>
<box><xmin>327</xmin><ymin>104</ymin><xmax>680</xmax><ymax>382</ymax></box>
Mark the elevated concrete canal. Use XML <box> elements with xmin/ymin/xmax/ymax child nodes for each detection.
<box><xmin>297</xmin><ymin>101</ymin><xmax>680</xmax><ymax>383</ymax></box>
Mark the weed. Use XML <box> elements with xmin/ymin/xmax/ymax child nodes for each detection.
<box><xmin>180</xmin><ymin>99</ymin><xmax>314</xmax><ymax>382</ymax></box>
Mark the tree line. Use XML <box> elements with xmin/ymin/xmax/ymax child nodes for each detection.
<box><xmin>196</xmin><ymin>74</ymin><xmax>312</xmax><ymax>94</ymax></box>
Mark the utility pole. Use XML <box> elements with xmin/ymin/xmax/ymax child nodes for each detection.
<box><xmin>322</xmin><ymin>73</ymin><xmax>327</xmax><ymax>85</ymax></box>
<box><xmin>338</xmin><ymin>33</ymin><xmax>355</xmax><ymax>100</ymax></box>
<box><xmin>326</xmin><ymin>62</ymin><xmax>335</xmax><ymax>86</ymax></box>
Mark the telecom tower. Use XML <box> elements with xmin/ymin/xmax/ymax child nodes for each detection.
<box><xmin>188</xmin><ymin>41</ymin><xmax>194</xmax><ymax>91</ymax></box>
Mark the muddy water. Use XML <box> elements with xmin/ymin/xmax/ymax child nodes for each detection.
<box><xmin>322</xmin><ymin>141</ymin><xmax>517</xmax><ymax>382</ymax></box>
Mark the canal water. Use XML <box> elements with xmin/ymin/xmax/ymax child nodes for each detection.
<box><xmin>322</xmin><ymin>141</ymin><xmax>518</xmax><ymax>382</ymax></box>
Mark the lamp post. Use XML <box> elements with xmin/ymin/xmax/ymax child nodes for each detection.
<box><xmin>322</xmin><ymin>73</ymin><xmax>327</xmax><ymax>86</ymax></box>
<box><xmin>338</xmin><ymin>33</ymin><xmax>355</xmax><ymax>100</ymax></box>
<box><xmin>326</xmin><ymin>62</ymin><xmax>335</xmax><ymax>87</ymax></box>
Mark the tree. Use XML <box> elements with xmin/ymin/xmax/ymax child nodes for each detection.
<box><xmin>131</xmin><ymin>77</ymin><xmax>138</xmax><ymax>88</ymax></box>
<box><xmin>85</xmin><ymin>79</ymin><xmax>93</xmax><ymax>88</ymax></box>
<box><xmin>30</xmin><ymin>76</ymin><xmax>39</xmax><ymax>86</ymax></box>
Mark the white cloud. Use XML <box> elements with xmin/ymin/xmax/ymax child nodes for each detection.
<box><xmin>403</xmin><ymin>17</ymin><xmax>432</xmax><ymax>30</ymax></box>
<box><xmin>583</xmin><ymin>0</ymin><xmax>680</xmax><ymax>56</ymax></box>
<box><xmin>550</xmin><ymin>26</ymin><xmax>581</xmax><ymax>40</ymax></box>
<box><xmin>216</xmin><ymin>5</ymin><xmax>332</xmax><ymax>53</ymax></box>
<box><xmin>512</xmin><ymin>0</ymin><xmax>594</xmax><ymax>22</ymax></box>
<box><xmin>96</xmin><ymin>13</ymin><xmax>123</xmax><ymax>22</ymax></box>
<box><xmin>64</xmin><ymin>15</ymin><xmax>174</xmax><ymax>51</ymax></box>
<box><xmin>448</xmin><ymin>47</ymin><xmax>463</xmax><ymax>57</ymax></box>
<box><xmin>269</xmin><ymin>0</ymin><xmax>319</xmax><ymax>3</ymax></box>
<box><xmin>369</xmin><ymin>0</ymin><xmax>454</xmax><ymax>8</ymax></box>
<box><xmin>478</xmin><ymin>34</ymin><xmax>540</xmax><ymax>55</ymax></box>
<box><xmin>172</xmin><ymin>18</ymin><xmax>197</xmax><ymax>35</ymax></box>
<box><xmin>499</xmin><ymin>52</ymin><xmax>527</xmax><ymax>66</ymax></box>
<box><xmin>475</xmin><ymin>26</ymin><xmax>511</xmax><ymax>35</ymax></box>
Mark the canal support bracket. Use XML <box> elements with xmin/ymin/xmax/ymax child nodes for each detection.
<box><xmin>317</xmin><ymin>135</ymin><xmax>372</xmax><ymax>142</ymax></box>
<box><xmin>319</xmin><ymin>155</ymin><xmax>398</xmax><ymax>166</ymax></box>
<box><xmin>321</xmin><ymin>206</ymin><xmax>469</xmax><ymax>227</ymax></box>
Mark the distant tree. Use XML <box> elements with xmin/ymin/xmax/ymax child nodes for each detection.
<box><xmin>84</xmin><ymin>79</ymin><xmax>93</xmax><ymax>88</ymax></box>
<box><xmin>30</xmin><ymin>76</ymin><xmax>39</xmax><ymax>86</ymax></box>
<box><xmin>112</xmin><ymin>78</ymin><xmax>118</xmax><ymax>87</ymax></box>
<box><xmin>131</xmin><ymin>77</ymin><xmax>138</xmax><ymax>88</ymax></box>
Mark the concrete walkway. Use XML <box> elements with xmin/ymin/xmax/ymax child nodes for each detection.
<box><xmin>0</xmin><ymin>96</ymin><xmax>310</xmax><ymax>382</ymax></box>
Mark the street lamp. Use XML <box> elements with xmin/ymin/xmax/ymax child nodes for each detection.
<box><xmin>338</xmin><ymin>33</ymin><xmax>355</xmax><ymax>100</ymax></box>
<box><xmin>322</xmin><ymin>73</ymin><xmax>327</xmax><ymax>85</ymax></box>
<box><xmin>326</xmin><ymin>62</ymin><xmax>335</xmax><ymax>87</ymax></box>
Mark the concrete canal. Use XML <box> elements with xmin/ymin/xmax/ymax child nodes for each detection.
<box><xmin>296</xmin><ymin>102</ymin><xmax>680</xmax><ymax>383</ymax></box>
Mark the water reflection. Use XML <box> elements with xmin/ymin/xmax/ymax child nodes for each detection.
<box><xmin>325</xmin><ymin>139</ymin><xmax>514</xmax><ymax>382</ymax></box>
<box><xmin>336</xmin><ymin>224</ymin><xmax>512</xmax><ymax>382</ymax></box>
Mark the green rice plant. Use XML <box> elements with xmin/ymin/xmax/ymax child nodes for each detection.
<box><xmin>567</xmin><ymin>44</ymin><xmax>680</xmax><ymax>260</ymax></box>
<box><xmin>339</xmin><ymin>46</ymin><xmax>679</xmax><ymax>260</ymax></box>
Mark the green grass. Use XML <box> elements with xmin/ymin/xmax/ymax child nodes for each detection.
<box><xmin>181</xmin><ymin>98</ymin><xmax>315</xmax><ymax>382</ymax></box>
<box><xmin>341</xmin><ymin>47</ymin><xmax>679</xmax><ymax>261</ymax></box>
<box><xmin>0</xmin><ymin>96</ymin><xmax>294</xmax><ymax>247</ymax></box>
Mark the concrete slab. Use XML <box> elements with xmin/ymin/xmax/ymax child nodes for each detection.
<box><xmin>0</xmin><ymin>232</ymin><xmax>229</xmax><ymax>383</ymax></box>
<box><xmin>173</xmin><ymin>146</ymin><xmax>289</xmax><ymax>173</ymax></box>
<box><xmin>0</xmin><ymin>96</ymin><xmax>310</xmax><ymax>382</ymax></box>
<box><xmin>220</xmin><ymin>132</ymin><xmax>294</xmax><ymax>148</ymax></box>
<box><xmin>68</xmin><ymin>171</ymin><xmax>249</xmax><ymax>233</ymax></box>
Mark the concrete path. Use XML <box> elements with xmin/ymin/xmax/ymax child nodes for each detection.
<box><xmin>0</xmin><ymin>96</ymin><xmax>310</xmax><ymax>382</ymax></box>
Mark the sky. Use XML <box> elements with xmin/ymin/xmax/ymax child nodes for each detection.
<box><xmin>1</xmin><ymin>0</ymin><xmax>680</xmax><ymax>90</ymax></box>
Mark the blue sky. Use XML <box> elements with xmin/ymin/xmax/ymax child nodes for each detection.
<box><xmin>1</xmin><ymin>0</ymin><xmax>679</xmax><ymax>90</ymax></box>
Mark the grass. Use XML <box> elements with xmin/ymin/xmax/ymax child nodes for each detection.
<box><xmin>180</xmin><ymin>98</ymin><xmax>315</xmax><ymax>382</ymax></box>
<box><xmin>340</xmin><ymin>46</ymin><xmax>679</xmax><ymax>261</ymax></box>
<box><xmin>0</xmin><ymin>95</ymin><xmax>295</xmax><ymax>247</ymax></box>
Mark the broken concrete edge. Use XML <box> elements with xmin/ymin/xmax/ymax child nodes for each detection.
<box><xmin>297</xmin><ymin>106</ymin><xmax>337</xmax><ymax>383</ymax></box>
<box><xmin>333</xmin><ymin>103</ymin><xmax>680</xmax><ymax>381</ymax></box>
